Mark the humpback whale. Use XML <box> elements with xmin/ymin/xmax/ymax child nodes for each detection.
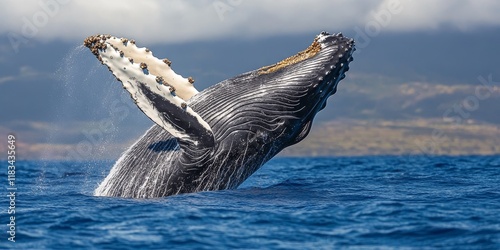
<box><xmin>83</xmin><ymin>32</ymin><xmax>355</xmax><ymax>198</ymax></box>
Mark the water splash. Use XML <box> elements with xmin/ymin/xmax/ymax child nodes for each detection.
<box><xmin>34</xmin><ymin>45</ymin><xmax>150</xmax><ymax>195</ymax></box>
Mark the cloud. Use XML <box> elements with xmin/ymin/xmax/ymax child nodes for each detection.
<box><xmin>0</xmin><ymin>65</ymin><xmax>50</xmax><ymax>84</ymax></box>
<box><xmin>0</xmin><ymin>76</ymin><xmax>15</xmax><ymax>84</ymax></box>
<box><xmin>386</xmin><ymin>0</ymin><xmax>500</xmax><ymax>31</ymax></box>
<box><xmin>0</xmin><ymin>0</ymin><xmax>499</xmax><ymax>46</ymax></box>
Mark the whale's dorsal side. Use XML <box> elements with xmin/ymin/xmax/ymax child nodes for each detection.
<box><xmin>84</xmin><ymin>35</ymin><xmax>215</xmax><ymax>153</ymax></box>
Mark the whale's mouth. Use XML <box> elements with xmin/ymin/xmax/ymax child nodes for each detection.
<box><xmin>276</xmin><ymin>32</ymin><xmax>355</xmax><ymax>119</ymax></box>
<box><xmin>258</xmin><ymin>31</ymin><xmax>354</xmax><ymax>99</ymax></box>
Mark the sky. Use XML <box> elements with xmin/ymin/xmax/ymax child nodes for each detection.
<box><xmin>1</xmin><ymin>0</ymin><xmax>500</xmax><ymax>44</ymax></box>
<box><xmin>1</xmin><ymin>0</ymin><xmax>499</xmax><ymax>160</ymax></box>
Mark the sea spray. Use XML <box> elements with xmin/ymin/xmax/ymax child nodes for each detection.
<box><xmin>35</xmin><ymin>45</ymin><xmax>149</xmax><ymax>195</ymax></box>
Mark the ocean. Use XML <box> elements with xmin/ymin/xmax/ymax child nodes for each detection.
<box><xmin>1</xmin><ymin>156</ymin><xmax>499</xmax><ymax>249</ymax></box>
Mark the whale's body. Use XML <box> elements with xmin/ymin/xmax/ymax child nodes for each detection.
<box><xmin>85</xmin><ymin>32</ymin><xmax>355</xmax><ymax>198</ymax></box>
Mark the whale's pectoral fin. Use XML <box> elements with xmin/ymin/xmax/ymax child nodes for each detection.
<box><xmin>84</xmin><ymin>35</ymin><xmax>214</xmax><ymax>150</ymax></box>
<box><xmin>84</xmin><ymin>35</ymin><xmax>199</xmax><ymax>101</ymax></box>
<box><xmin>131</xmin><ymin>79</ymin><xmax>215</xmax><ymax>150</ymax></box>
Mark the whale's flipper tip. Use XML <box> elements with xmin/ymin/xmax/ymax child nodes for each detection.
<box><xmin>83</xmin><ymin>35</ymin><xmax>199</xmax><ymax>101</ymax></box>
<box><xmin>84</xmin><ymin>35</ymin><xmax>214</xmax><ymax>151</ymax></box>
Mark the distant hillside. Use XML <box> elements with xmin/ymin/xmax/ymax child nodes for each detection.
<box><xmin>283</xmin><ymin>74</ymin><xmax>500</xmax><ymax>156</ymax></box>
<box><xmin>281</xmin><ymin>119</ymin><xmax>500</xmax><ymax>156</ymax></box>
<box><xmin>317</xmin><ymin>73</ymin><xmax>500</xmax><ymax>124</ymax></box>
<box><xmin>1</xmin><ymin>73</ymin><xmax>498</xmax><ymax>160</ymax></box>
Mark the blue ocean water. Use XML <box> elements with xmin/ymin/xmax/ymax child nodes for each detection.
<box><xmin>1</xmin><ymin>156</ymin><xmax>499</xmax><ymax>249</ymax></box>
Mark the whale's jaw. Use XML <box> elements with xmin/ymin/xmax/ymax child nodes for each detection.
<box><xmin>229</xmin><ymin>31</ymin><xmax>355</xmax><ymax>145</ymax></box>
<box><xmin>84</xmin><ymin>31</ymin><xmax>355</xmax><ymax>198</ymax></box>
